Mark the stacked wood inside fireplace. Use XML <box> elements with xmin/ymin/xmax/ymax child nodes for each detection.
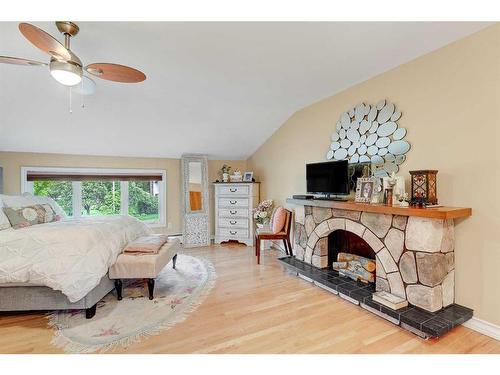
<box><xmin>328</xmin><ymin>230</ymin><xmax>376</xmax><ymax>284</ymax></box>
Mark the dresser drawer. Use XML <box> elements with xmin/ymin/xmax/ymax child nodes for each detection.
<box><xmin>219</xmin><ymin>208</ymin><xmax>249</xmax><ymax>218</ymax></box>
<box><xmin>218</xmin><ymin>228</ymin><xmax>249</xmax><ymax>238</ymax></box>
<box><xmin>217</xmin><ymin>185</ymin><xmax>250</xmax><ymax>196</ymax></box>
<box><xmin>218</xmin><ymin>217</ymin><xmax>249</xmax><ymax>229</ymax></box>
<box><xmin>218</xmin><ymin>198</ymin><xmax>249</xmax><ymax>208</ymax></box>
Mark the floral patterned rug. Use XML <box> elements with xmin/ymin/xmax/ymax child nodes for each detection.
<box><xmin>47</xmin><ymin>254</ymin><xmax>216</xmax><ymax>353</ymax></box>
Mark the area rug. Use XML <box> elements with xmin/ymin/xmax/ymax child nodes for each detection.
<box><xmin>47</xmin><ymin>254</ymin><xmax>216</xmax><ymax>353</ymax></box>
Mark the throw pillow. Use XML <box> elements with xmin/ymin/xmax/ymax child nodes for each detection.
<box><xmin>271</xmin><ymin>206</ymin><xmax>287</xmax><ymax>234</ymax></box>
<box><xmin>3</xmin><ymin>204</ymin><xmax>60</xmax><ymax>229</ymax></box>
<box><xmin>0</xmin><ymin>194</ymin><xmax>33</xmax><ymax>208</ymax></box>
<box><xmin>0</xmin><ymin>199</ymin><xmax>12</xmax><ymax>230</ymax></box>
<box><xmin>23</xmin><ymin>192</ymin><xmax>68</xmax><ymax>218</ymax></box>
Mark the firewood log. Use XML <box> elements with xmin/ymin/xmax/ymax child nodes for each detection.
<box><xmin>337</xmin><ymin>252</ymin><xmax>376</xmax><ymax>272</ymax></box>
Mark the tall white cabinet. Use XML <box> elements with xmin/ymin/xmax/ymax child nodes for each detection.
<box><xmin>214</xmin><ymin>182</ymin><xmax>260</xmax><ymax>246</ymax></box>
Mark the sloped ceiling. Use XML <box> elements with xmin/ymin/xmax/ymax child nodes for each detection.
<box><xmin>0</xmin><ymin>22</ymin><xmax>490</xmax><ymax>159</ymax></box>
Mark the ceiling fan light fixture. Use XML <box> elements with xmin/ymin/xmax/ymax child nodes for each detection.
<box><xmin>49</xmin><ymin>59</ymin><xmax>82</xmax><ymax>86</ymax></box>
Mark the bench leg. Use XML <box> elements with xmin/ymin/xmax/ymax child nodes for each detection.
<box><xmin>173</xmin><ymin>254</ymin><xmax>178</xmax><ymax>269</ymax></box>
<box><xmin>114</xmin><ymin>279</ymin><xmax>123</xmax><ymax>301</ymax></box>
<box><xmin>147</xmin><ymin>278</ymin><xmax>155</xmax><ymax>300</ymax></box>
<box><xmin>85</xmin><ymin>304</ymin><xmax>97</xmax><ymax>319</ymax></box>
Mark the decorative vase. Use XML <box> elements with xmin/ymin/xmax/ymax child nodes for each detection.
<box><xmin>222</xmin><ymin>173</ymin><xmax>229</xmax><ymax>182</ymax></box>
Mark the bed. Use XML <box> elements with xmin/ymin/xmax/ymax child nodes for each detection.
<box><xmin>0</xmin><ymin>215</ymin><xmax>152</xmax><ymax>318</ymax></box>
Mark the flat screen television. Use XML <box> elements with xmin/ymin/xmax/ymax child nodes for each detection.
<box><xmin>306</xmin><ymin>160</ymin><xmax>349</xmax><ymax>195</ymax></box>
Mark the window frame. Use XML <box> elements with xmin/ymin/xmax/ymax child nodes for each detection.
<box><xmin>21</xmin><ymin>166</ymin><xmax>167</xmax><ymax>227</ymax></box>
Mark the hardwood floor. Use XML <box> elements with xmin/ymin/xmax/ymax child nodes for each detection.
<box><xmin>0</xmin><ymin>243</ymin><xmax>499</xmax><ymax>354</ymax></box>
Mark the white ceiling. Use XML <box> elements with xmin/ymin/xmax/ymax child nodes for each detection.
<box><xmin>0</xmin><ymin>22</ymin><xmax>490</xmax><ymax>160</ymax></box>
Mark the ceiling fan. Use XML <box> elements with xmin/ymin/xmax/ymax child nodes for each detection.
<box><xmin>0</xmin><ymin>21</ymin><xmax>146</xmax><ymax>94</ymax></box>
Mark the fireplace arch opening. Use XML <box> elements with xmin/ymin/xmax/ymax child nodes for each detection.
<box><xmin>327</xmin><ymin>229</ymin><xmax>376</xmax><ymax>283</ymax></box>
<box><xmin>328</xmin><ymin>229</ymin><xmax>376</xmax><ymax>268</ymax></box>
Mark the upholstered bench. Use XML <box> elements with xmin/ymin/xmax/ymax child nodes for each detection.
<box><xmin>109</xmin><ymin>238</ymin><xmax>180</xmax><ymax>300</ymax></box>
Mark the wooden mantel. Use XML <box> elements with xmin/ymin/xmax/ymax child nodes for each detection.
<box><xmin>286</xmin><ymin>198</ymin><xmax>472</xmax><ymax>220</ymax></box>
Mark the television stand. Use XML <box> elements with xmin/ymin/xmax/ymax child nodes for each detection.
<box><xmin>313</xmin><ymin>196</ymin><xmax>348</xmax><ymax>202</ymax></box>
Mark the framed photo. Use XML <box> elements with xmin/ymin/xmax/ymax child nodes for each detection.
<box><xmin>243</xmin><ymin>171</ymin><xmax>254</xmax><ymax>182</ymax></box>
<box><xmin>355</xmin><ymin>177</ymin><xmax>375</xmax><ymax>203</ymax></box>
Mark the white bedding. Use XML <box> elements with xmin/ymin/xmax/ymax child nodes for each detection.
<box><xmin>0</xmin><ymin>215</ymin><xmax>152</xmax><ymax>302</ymax></box>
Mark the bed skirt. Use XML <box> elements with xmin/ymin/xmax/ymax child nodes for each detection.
<box><xmin>0</xmin><ymin>275</ymin><xmax>114</xmax><ymax>312</ymax></box>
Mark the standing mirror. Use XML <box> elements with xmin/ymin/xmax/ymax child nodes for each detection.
<box><xmin>181</xmin><ymin>154</ymin><xmax>210</xmax><ymax>247</ymax></box>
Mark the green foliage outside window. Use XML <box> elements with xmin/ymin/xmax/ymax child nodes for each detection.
<box><xmin>82</xmin><ymin>181</ymin><xmax>121</xmax><ymax>216</ymax></box>
<box><xmin>128</xmin><ymin>181</ymin><xmax>159</xmax><ymax>221</ymax></box>
<box><xmin>33</xmin><ymin>181</ymin><xmax>73</xmax><ymax>216</ymax></box>
<box><xmin>33</xmin><ymin>180</ymin><xmax>160</xmax><ymax>222</ymax></box>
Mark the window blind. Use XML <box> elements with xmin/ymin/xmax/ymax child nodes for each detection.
<box><xmin>26</xmin><ymin>172</ymin><xmax>163</xmax><ymax>182</ymax></box>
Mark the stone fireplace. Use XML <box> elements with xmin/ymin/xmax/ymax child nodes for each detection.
<box><xmin>293</xmin><ymin>204</ymin><xmax>455</xmax><ymax>313</ymax></box>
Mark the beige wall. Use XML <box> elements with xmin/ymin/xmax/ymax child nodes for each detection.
<box><xmin>0</xmin><ymin>152</ymin><xmax>246</xmax><ymax>236</ymax></box>
<box><xmin>248</xmin><ymin>25</ymin><xmax>500</xmax><ymax>325</ymax></box>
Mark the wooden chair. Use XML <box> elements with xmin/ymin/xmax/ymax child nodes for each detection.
<box><xmin>255</xmin><ymin>208</ymin><xmax>293</xmax><ymax>264</ymax></box>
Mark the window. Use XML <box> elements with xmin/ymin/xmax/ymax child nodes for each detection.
<box><xmin>82</xmin><ymin>181</ymin><xmax>121</xmax><ymax>216</ymax></box>
<box><xmin>128</xmin><ymin>181</ymin><xmax>159</xmax><ymax>222</ymax></box>
<box><xmin>33</xmin><ymin>180</ymin><xmax>73</xmax><ymax>216</ymax></box>
<box><xmin>23</xmin><ymin>167</ymin><xmax>166</xmax><ymax>226</ymax></box>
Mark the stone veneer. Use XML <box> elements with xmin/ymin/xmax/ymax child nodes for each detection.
<box><xmin>293</xmin><ymin>205</ymin><xmax>455</xmax><ymax>313</ymax></box>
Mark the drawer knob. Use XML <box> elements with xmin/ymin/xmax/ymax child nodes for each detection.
<box><xmin>230</xmin><ymin>210</ymin><xmax>237</xmax><ymax>214</ymax></box>
<box><xmin>230</xmin><ymin>188</ymin><xmax>237</xmax><ymax>192</ymax></box>
<box><xmin>230</xmin><ymin>220</ymin><xmax>237</xmax><ymax>225</ymax></box>
<box><xmin>229</xmin><ymin>200</ymin><xmax>237</xmax><ymax>205</ymax></box>
<box><xmin>230</xmin><ymin>230</ymin><xmax>237</xmax><ymax>235</ymax></box>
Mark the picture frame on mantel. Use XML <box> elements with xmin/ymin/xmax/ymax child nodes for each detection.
<box><xmin>355</xmin><ymin>177</ymin><xmax>374</xmax><ymax>203</ymax></box>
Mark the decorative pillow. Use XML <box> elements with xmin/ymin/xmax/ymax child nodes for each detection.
<box><xmin>0</xmin><ymin>199</ymin><xmax>12</xmax><ymax>230</ymax></box>
<box><xmin>271</xmin><ymin>206</ymin><xmax>287</xmax><ymax>234</ymax></box>
<box><xmin>22</xmin><ymin>192</ymin><xmax>68</xmax><ymax>219</ymax></box>
<box><xmin>2</xmin><ymin>204</ymin><xmax>60</xmax><ymax>229</ymax></box>
<box><xmin>0</xmin><ymin>194</ymin><xmax>33</xmax><ymax>208</ymax></box>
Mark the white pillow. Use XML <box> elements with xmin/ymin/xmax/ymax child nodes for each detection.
<box><xmin>22</xmin><ymin>192</ymin><xmax>68</xmax><ymax>219</ymax></box>
<box><xmin>0</xmin><ymin>194</ymin><xmax>33</xmax><ymax>208</ymax></box>
<box><xmin>0</xmin><ymin>198</ymin><xmax>12</xmax><ymax>230</ymax></box>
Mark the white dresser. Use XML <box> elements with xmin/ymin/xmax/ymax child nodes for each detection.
<box><xmin>214</xmin><ymin>182</ymin><xmax>260</xmax><ymax>246</ymax></box>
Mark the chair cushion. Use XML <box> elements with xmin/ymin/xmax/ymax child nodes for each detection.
<box><xmin>109</xmin><ymin>239</ymin><xmax>180</xmax><ymax>279</ymax></box>
<box><xmin>271</xmin><ymin>206</ymin><xmax>286</xmax><ymax>234</ymax></box>
<box><xmin>256</xmin><ymin>227</ymin><xmax>285</xmax><ymax>236</ymax></box>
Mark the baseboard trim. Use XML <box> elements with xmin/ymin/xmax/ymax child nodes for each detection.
<box><xmin>463</xmin><ymin>317</ymin><xmax>500</xmax><ymax>341</ymax></box>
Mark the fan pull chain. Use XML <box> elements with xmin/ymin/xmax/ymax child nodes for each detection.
<box><xmin>69</xmin><ymin>87</ymin><xmax>72</xmax><ymax>114</ymax></box>
<box><xmin>81</xmin><ymin>79</ymin><xmax>85</xmax><ymax>109</ymax></box>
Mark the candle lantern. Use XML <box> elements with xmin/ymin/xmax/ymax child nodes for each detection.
<box><xmin>409</xmin><ymin>170</ymin><xmax>438</xmax><ymax>205</ymax></box>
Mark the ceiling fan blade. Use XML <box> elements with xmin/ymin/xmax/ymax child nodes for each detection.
<box><xmin>18</xmin><ymin>23</ymin><xmax>71</xmax><ymax>61</ymax></box>
<box><xmin>0</xmin><ymin>55</ymin><xmax>47</xmax><ymax>66</ymax></box>
<box><xmin>85</xmin><ymin>63</ymin><xmax>146</xmax><ymax>83</ymax></box>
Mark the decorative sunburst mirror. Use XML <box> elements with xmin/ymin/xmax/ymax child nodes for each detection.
<box><xmin>326</xmin><ymin>99</ymin><xmax>410</xmax><ymax>177</ymax></box>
